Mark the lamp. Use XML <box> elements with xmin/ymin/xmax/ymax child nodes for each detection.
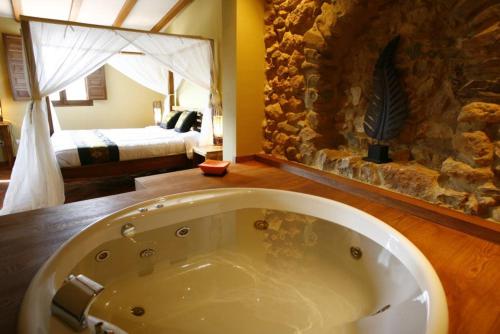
<box><xmin>153</xmin><ymin>101</ymin><xmax>162</xmax><ymax>125</ymax></box>
<box><xmin>213</xmin><ymin>115</ymin><xmax>223</xmax><ymax>145</ymax></box>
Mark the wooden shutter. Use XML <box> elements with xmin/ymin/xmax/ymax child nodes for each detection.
<box><xmin>86</xmin><ymin>66</ymin><xmax>107</xmax><ymax>100</ymax></box>
<box><xmin>2</xmin><ymin>34</ymin><xmax>31</xmax><ymax>101</ymax></box>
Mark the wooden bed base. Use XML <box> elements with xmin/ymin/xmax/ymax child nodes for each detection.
<box><xmin>59</xmin><ymin>110</ymin><xmax>203</xmax><ymax>181</ymax></box>
<box><xmin>61</xmin><ymin>154</ymin><xmax>192</xmax><ymax>181</ymax></box>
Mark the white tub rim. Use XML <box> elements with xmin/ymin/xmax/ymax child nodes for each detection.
<box><xmin>18</xmin><ymin>187</ymin><xmax>448</xmax><ymax>334</ymax></box>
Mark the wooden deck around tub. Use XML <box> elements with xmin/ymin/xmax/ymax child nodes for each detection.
<box><xmin>0</xmin><ymin>160</ymin><xmax>499</xmax><ymax>333</ymax></box>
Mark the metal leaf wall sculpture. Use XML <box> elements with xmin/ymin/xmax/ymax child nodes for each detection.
<box><xmin>363</xmin><ymin>36</ymin><xmax>408</xmax><ymax>142</ymax></box>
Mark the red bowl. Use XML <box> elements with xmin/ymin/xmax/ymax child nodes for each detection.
<box><xmin>198</xmin><ymin>159</ymin><xmax>230</xmax><ymax>175</ymax></box>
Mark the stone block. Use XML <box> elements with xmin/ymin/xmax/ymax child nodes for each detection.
<box><xmin>301</xmin><ymin>61</ymin><xmax>320</xmax><ymax>72</ymax></box>
<box><xmin>304</xmin><ymin>48</ymin><xmax>321</xmax><ymax>63</ymax></box>
<box><xmin>265</xmin><ymin>103</ymin><xmax>284</xmax><ymax>120</ymax></box>
<box><xmin>286</xmin><ymin>0</ymin><xmax>317</xmax><ymax>34</ymax></box>
<box><xmin>305</xmin><ymin>110</ymin><xmax>319</xmax><ymax>129</ymax></box>
<box><xmin>288</xmin><ymin>50</ymin><xmax>305</xmax><ymax>68</ymax></box>
<box><xmin>314</xmin><ymin>148</ymin><xmax>352</xmax><ymax>171</ymax></box>
<box><xmin>279</xmin><ymin>32</ymin><xmax>304</xmax><ymax>54</ymax></box>
<box><xmin>286</xmin><ymin>146</ymin><xmax>299</xmax><ymax>161</ymax></box>
<box><xmin>358</xmin><ymin>162</ymin><xmax>381</xmax><ymax>185</ymax></box>
<box><xmin>286</xmin><ymin>111</ymin><xmax>306</xmax><ymax>124</ymax></box>
<box><xmin>378</xmin><ymin>163</ymin><xmax>440</xmax><ymax>201</ymax></box>
<box><xmin>440</xmin><ymin>157</ymin><xmax>494</xmax><ymax>193</ymax></box>
<box><xmin>262</xmin><ymin>140</ymin><xmax>274</xmax><ymax>153</ymax></box>
<box><xmin>315</xmin><ymin>2</ymin><xmax>335</xmax><ymax>39</ymax></box>
<box><xmin>273</xmin><ymin>16</ymin><xmax>285</xmax><ymax>29</ymax></box>
<box><xmin>458</xmin><ymin>102</ymin><xmax>500</xmax><ymax>124</ymax></box>
<box><xmin>274</xmin><ymin>132</ymin><xmax>290</xmax><ymax>146</ymax></box>
<box><xmin>303</xmin><ymin>24</ymin><xmax>326</xmax><ymax>51</ymax></box>
<box><xmin>454</xmin><ymin>131</ymin><xmax>494</xmax><ymax>167</ymax></box>
<box><xmin>491</xmin><ymin>206</ymin><xmax>500</xmax><ymax>222</ymax></box>
<box><xmin>278</xmin><ymin>121</ymin><xmax>300</xmax><ymax>135</ymax></box>
<box><xmin>436</xmin><ymin>189</ymin><xmax>469</xmax><ymax>209</ymax></box>
<box><xmin>289</xmin><ymin>75</ymin><xmax>305</xmax><ymax>94</ymax></box>
<box><xmin>278</xmin><ymin>0</ymin><xmax>302</xmax><ymax>12</ymax></box>
<box><xmin>285</xmin><ymin>96</ymin><xmax>304</xmax><ymax>113</ymax></box>
<box><xmin>299</xmin><ymin>126</ymin><xmax>320</xmax><ymax>142</ymax></box>
<box><xmin>264</xmin><ymin>28</ymin><xmax>277</xmax><ymax>48</ymax></box>
<box><xmin>476</xmin><ymin>182</ymin><xmax>500</xmax><ymax>202</ymax></box>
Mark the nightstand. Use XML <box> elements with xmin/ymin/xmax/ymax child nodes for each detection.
<box><xmin>193</xmin><ymin>145</ymin><xmax>223</xmax><ymax>166</ymax></box>
<box><xmin>0</xmin><ymin>121</ymin><xmax>14</xmax><ymax>167</ymax></box>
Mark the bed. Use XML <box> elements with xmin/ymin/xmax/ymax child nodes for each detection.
<box><xmin>52</xmin><ymin>112</ymin><xmax>203</xmax><ymax>180</ymax></box>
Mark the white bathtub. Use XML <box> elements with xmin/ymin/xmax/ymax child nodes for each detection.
<box><xmin>19</xmin><ymin>188</ymin><xmax>448</xmax><ymax>334</ymax></box>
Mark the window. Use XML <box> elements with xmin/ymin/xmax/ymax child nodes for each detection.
<box><xmin>50</xmin><ymin>67</ymin><xmax>107</xmax><ymax>107</ymax></box>
<box><xmin>2</xmin><ymin>34</ymin><xmax>108</xmax><ymax>103</ymax></box>
<box><xmin>50</xmin><ymin>77</ymin><xmax>92</xmax><ymax>106</ymax></box>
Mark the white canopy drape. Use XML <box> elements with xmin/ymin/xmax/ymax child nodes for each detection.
<box><xmin>107</xmin><ymin>53</ymin><xmax>169</xmax><ymax>95</ymax></box>
<box><xmin>1</xmin><ymin>19</ymin><xmax>220</xmax><ymax>215</ymax></box>
<box><xmin>118</xmin><ymin>32</ymin><xmax>215</xmax><ymax>146</ymax></box>
<box><xmin>107</xmin><ymin>52</ymin><xmax>184</xmax><ymax>118</ymax></box>
<box><xmin>107</xmin><ymin>52</ymin><xmax>171</xmax><ymax>116</ymax></box>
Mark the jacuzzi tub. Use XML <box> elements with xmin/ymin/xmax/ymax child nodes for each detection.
<box><xmin>19</xmin><ymin>188</ymin><xmax>448</xmax><ymax>334</ymax></box>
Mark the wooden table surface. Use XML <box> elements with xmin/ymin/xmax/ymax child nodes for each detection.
<box><xmin>1</xmin><ymin>161</ymin><xmax>499</xmax><ymax>333</ymax></box>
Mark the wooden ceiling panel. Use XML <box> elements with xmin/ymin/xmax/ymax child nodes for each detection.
<box><xmin>9</xmin><ymin>0</ymin><xmax>20</xmax><ymax>21</ymax></box>
<box><xmin>79</xmin><ymin>0</ymin><xmax>126</xmax><ymax>26</ymax></box>
<box><xmin>2</xmin><ymin>0</ymin><xmax>193</xmax><ymax>30</ymax></box>
<box><xmin>113</xmin><ymin>0</ymin><xmax>137</xmax><ymax>27</ymax></box>
<box><xmin>150</xmin><ymin>0</ymin><xmax>192</xmax><ymax>32</ymax></box>
<box><xmin>121</xmin><ymin>0</ymin><xmax>177</xmax><ymax>30</ymax></box>
<box><xmin>68</xmin><ymin>0</ymin><xmax>82</xmax><ymax>21</ymax></box>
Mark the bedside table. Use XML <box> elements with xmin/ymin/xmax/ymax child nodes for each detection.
<box><xmin>193</xmin><ymin>145</ymin><xmax>223</xmax><ymax>166</ymax></box>
<box><xmin>0</xmin><ymin>121</ymin><xmax>14</xmax><ymax>167</ymax></box>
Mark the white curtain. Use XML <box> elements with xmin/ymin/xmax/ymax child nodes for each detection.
<box><xmin>120</xmin><ymin>32</ymin><xmax>212</xmax><ymax>90</ymax></box>
<box><xmin>107</xmin><ymin>53</ymin><xmax>171</xmax><ymax>116</ymax></box>
<box><xmin>1</xmin><ymin>21</ymin><xmax>131</xmax><ymax>214</ymax></box>
<box><xmin>119</xmin><ymin>32</ymin><xmax>215</xmax><ymax>146</ymax></box>
<box><xmin>1</xmin><ymin>101</ymin><xmax>63</xmax><ymax>213</ymax></box>
<box><xmin>107</xmin><ymin>53</ymin><xmax>169</xmax><ymax>95</ymax></box>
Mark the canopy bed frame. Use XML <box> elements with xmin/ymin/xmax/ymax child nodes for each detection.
<box><xmin>60</xmin><ymin>155</ymin><xmax>191</xmax><ymax>180</ymax></box>
<box><xmin>1</xmin><ymin>16</ymin><xmax>222</xmax><ymax>214</ymax></box>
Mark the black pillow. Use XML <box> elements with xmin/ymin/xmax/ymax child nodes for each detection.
<box><xmin>174</xmin><ymin>111</ymin><xmax>197</xmax><ymax>133</ymax></box>
<box><xmin>160</xmin><ymin>111</ymin><xmax>182</xmax><ymax>129</ymax></box>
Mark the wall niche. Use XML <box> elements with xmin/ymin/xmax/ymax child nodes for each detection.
<box><xmin>262</xmin><ymin>0</ymin><xmax>500</xmax><ymax>221</ymax></box>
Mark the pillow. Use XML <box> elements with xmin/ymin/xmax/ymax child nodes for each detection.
<box><xmin>160</xmin><ymin>111</ymin><xmax>182</xmax><ymax>129</ymax></box>
<box><xmin>174</xmin><ymin>111</ymin><xmax>197</xmax><ymax>133</ymax></box>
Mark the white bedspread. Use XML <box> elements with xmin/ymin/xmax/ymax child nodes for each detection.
<box><xmin>51</xmin><ymin>126</ymin><xmax>200</xmax><ymax>167</ymax></box>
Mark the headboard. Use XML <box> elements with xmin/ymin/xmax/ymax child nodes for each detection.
<box><xmin>171</xmin><ymin>106</ymin><xmax>203</xmax><ymax>132</ymax></box>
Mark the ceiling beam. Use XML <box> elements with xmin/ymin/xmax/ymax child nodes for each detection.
<box><xmin>150</xmin><ymin>0</ymin><xmax>193</xmax><ymax>32</ymax></box>
<box><xmin>113</xmin><ymin>0</ymin><xmax>138</xmax><ymax>27</ymax></box>
<box><xmin>68</xmin><ymin>0</ymin><xmax>83</xmax><ymax>21</ymax></box>
<box><xmin>10</xmin><ymin>0</ymin><xmax>21</xmax><ymax>21</ymax></box>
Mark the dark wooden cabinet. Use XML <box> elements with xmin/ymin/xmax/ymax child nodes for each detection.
<box><xmin>0</xmin><ymin>121</ymin><xmax>14</xmax><ymax>167</ymax></box>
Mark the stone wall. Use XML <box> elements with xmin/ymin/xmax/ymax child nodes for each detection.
<box><xmin>262</xmin><ymin>0</ymin><xmax>500</xmax><ymax>221</ymax></box>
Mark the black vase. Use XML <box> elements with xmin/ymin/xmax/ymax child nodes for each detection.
<box><xmin>363</xmin><ymin>144</ymin><xmax>392</xmax><ymax>164</ymax></box>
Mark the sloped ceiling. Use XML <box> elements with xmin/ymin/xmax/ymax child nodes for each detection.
<box><xmin>0</xmin><ymin>0</ymin><xmax>190</xmax><ymax>31</ymax></box>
